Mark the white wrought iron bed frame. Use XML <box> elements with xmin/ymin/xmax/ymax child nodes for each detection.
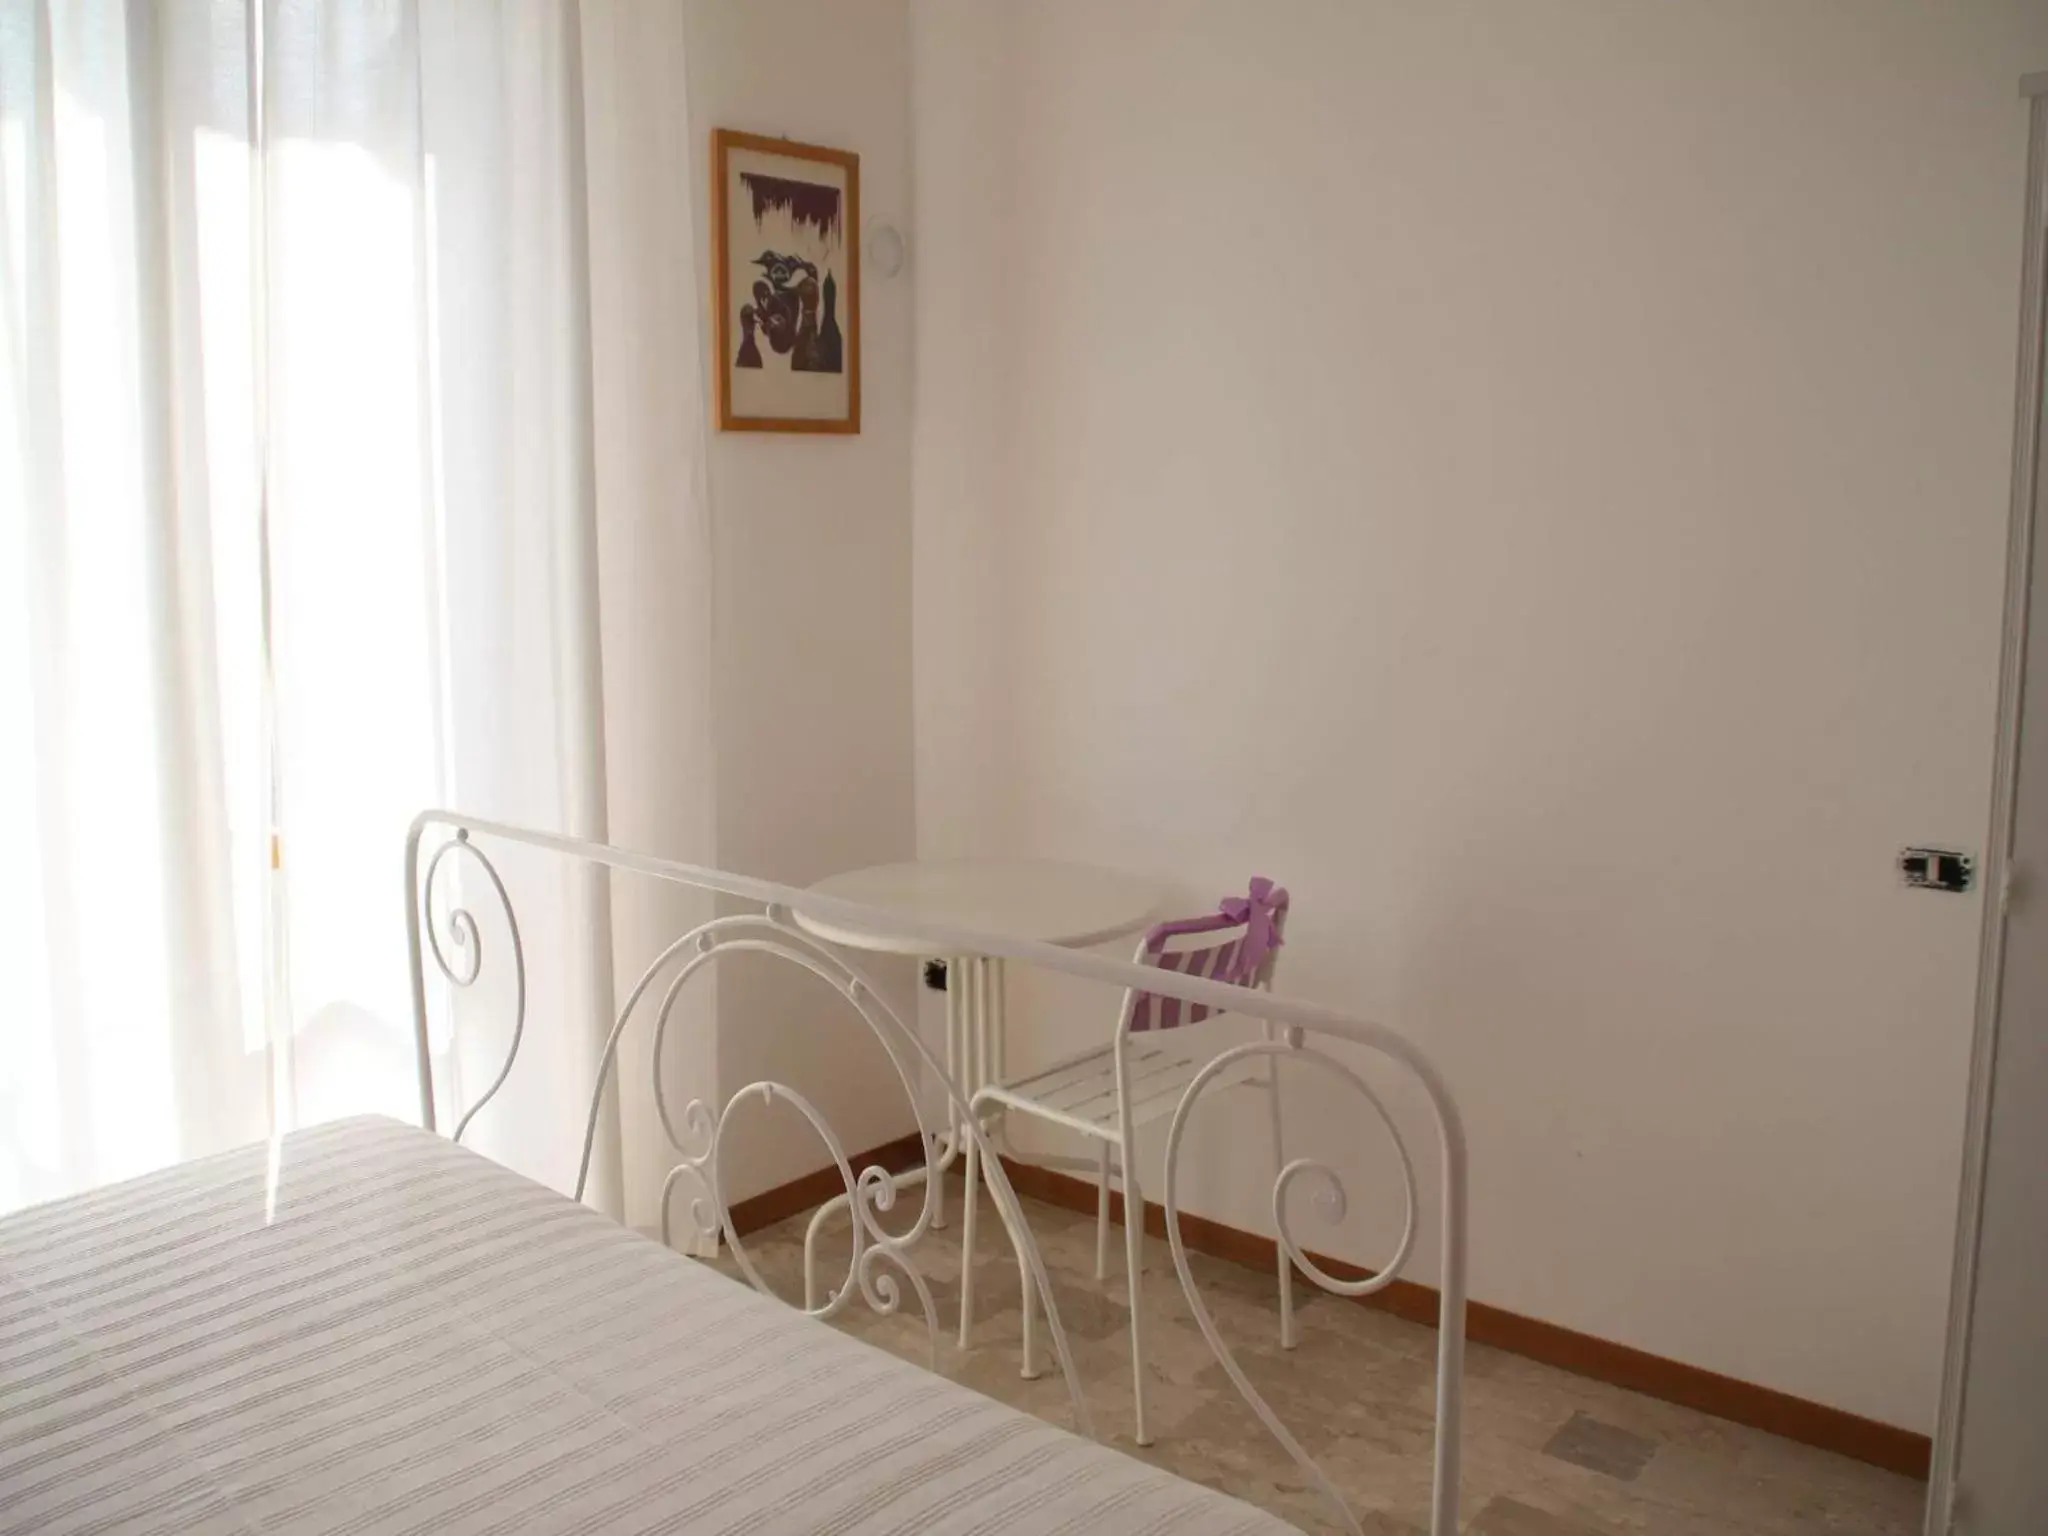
<box><xmin>405</xmin><ymin>810</ymin><xmax>1469</xmax><ymax>1536</ymax></box>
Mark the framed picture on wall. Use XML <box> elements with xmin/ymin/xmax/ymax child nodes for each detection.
<box><xmin>712</xmin><ymin>129</ymin><xmax>860</xmax><ymax>434</ymax></box>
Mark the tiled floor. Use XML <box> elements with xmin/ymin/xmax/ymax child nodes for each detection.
<box><xmin>704</xmin><ymin>1176</ymin><xmax>1927</xmax><ymax>1534</ymax></box>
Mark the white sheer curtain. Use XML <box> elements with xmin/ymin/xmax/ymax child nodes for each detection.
<box><xmin>0</xmin><ymin>0</ymin><xmax>266</xmax><ymax>1213</ymax></box>
<box><xmin>0</xmin><ymin>0</ymin><xmax>682</xmax><ymax>1216</ymax></box>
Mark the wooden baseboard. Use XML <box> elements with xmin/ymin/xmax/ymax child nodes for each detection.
<box><xmin>726</xmin><ymin>1132</ymin><xmax>927</xmax><ymax>1237</ymax></box>
<box><xmin>995</xmin><ymin>1156</ymin><xmax>1932</xmax><ymax>1480</ymax></box>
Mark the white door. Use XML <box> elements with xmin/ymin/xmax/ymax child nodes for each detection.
<box><xmin>1930</xmin><ymin>76</ymin><xmax>2048</xmax><ymax>1536</ymax></box>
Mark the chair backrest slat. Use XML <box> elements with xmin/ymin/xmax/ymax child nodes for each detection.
<box><xmin>1127</xmin><ymin>878</ymin><xmax>1289</xmax><ymax>1033</ymax></box>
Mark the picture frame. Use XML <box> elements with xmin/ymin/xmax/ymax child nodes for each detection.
<box><xmin>711</xmin><ymin>129</ymin><xmax>861</xmax><ymax>434</ymax></box>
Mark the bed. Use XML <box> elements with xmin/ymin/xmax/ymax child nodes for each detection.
<box><xmin>0</xmin><ymin>813</ymin><xmax>1468</xmax><ymax>1535</ymax></box>
<box><xmin>0</xmin><ymin>1117</ymin><xmax>1286</xmax><ymax>1534</ymax></box>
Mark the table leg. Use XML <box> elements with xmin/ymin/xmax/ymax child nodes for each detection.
<box><xmin>983</xmin><ymin>956</ymin><xmax>997</xmax><ymax>1093</ymax></box>
<box><xmin>974</xmin><ymin>956</ymin><xmax>989</xmax><ymax>1105</ymax></box>
<box><xmin>933</xmin><ymin>954</ymin><xmax>963</xmax><ymax>1229</ymax></box>
<box><xmin>959</xmin><ymin>955</ymin><xmax>985</xmax><ymax>1347</ymax></box>
<box><xmin>802</xmin><ymin>949</ymin><xmax>991</xmax><ymax>1302</ymax></box>
<box><xmin>988</xmin><ymin>959</ymin><xmax>1021</xmax><ymax>1159</ymax></box>
<box><xmin>981</xmin><ymin>957</ymin><xmax>1037</xmax><ymax>1379</ymax></box>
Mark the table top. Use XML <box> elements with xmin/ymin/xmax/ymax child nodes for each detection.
<box><xmin>793</xmin><ymin>857</ymin><xmax>1166</xmax><ymax>956</ymax></box>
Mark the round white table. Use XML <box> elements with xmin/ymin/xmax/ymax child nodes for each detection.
<box><xmin>791</xmin><ymin>857</ymin><xmax>1163</xmax><ymax>1321</ymax></box>
<box><xmin>796</xmin><ymin>857</ymin><xmax>1164</xmax><ymax>956</ymax></box>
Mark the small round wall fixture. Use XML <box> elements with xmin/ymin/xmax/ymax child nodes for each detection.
<box><xmin>867</xmin><ymin>222</ymin><xmax>906</xmax><ymax>279</ymax></box>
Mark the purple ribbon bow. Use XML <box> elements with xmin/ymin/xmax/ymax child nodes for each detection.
<box><xmin>1218</xmin><ymin>876</ymin><xmax>1287</xmax><ymax>984</ymax></box>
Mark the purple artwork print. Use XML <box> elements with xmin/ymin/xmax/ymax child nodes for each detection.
<box><xmin>742</xmin><ymin>172</ymin><xmax>842</xmax><ymax>240</ymax></box>
<box><xmin>713</xmin><ymin>129</ymin><xmax>859</xmax><ymax>433</ymax></box>
<box><xmin>736</xmin><ymin>172</ymin><xmax>844</xmax><ymax>376</ymax></box>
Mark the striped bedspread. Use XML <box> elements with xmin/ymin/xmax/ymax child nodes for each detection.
<box><xmin>0</xmin><ymin>1117</ymin><xmax>1289</xmax><ymax>1534</ymax></box>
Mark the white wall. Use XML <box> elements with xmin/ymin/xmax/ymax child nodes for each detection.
<box><xmin>686</xmin><ymin>0</ymin><xmax>921</xmax><ymax>1198</ymax></box>
<box><xmin>911</xmin><ymin>0</ymin><xmax>2048</xmax><ymax>1432</ymax></box>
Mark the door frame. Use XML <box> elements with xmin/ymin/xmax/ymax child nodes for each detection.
<box><xmin>1924</xmin><ymin>71</ymin><xmax>2048</xmax><ymax>1536</ymax></box>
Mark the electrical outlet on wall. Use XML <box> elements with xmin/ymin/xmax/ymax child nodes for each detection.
<box><xmin>1901</xmin><ymin>848</ymin><xmax>1974</xmax><ymax>893</ymax></box>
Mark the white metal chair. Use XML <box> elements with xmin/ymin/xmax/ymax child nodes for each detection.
<box><xmin>964</xmin><ymin>878</ymin><xmax>1294</xmax><ymax>1445</ymax></box>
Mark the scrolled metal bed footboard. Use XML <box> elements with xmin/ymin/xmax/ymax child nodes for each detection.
<box><xmin>404</xmin><ymin>811</ymin><xmax>1467</xmax><ymax>1536</ymax></box>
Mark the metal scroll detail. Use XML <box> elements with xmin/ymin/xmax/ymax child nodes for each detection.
<box><xmin>417</xmin><ymin>829</ymin><xmax>527</xmax><ymax>1147</ymax></box>
<box><xmin>1161</xmin><ymin>1035</ymin><xmax>1436</xmax><ymax>1536</ymax></box>
<box><xmin>566</xmin><ymin>911</ymin><xmax>954</xmax><ymax>1368</ymax></box>
<box><xmin>406</xmin><ymin>812</ymin><xmax>1463</xmax><ymax>1524</ymax></box>
<box><xmin>408</xmin><ymin>829</ymin><xmax>1096</xmax><ymax>1438</ymax></box>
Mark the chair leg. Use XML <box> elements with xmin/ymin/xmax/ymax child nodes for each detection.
<box><xmin>1095</xmin><ymin>1140</ymin><xmax>1112</xmax><ymax>1281</ymax></box>
<box><xmin>1123</xmin><ymin>1160</ymin><xmax>1151</xmax><ymax>1446</ymax></box>
<box><xmin>1266</xmin><ymin>1060</ymin><xmax>1296</xmax><ymax>1350</ymax></box>
<box><xmin>958</xmin><ymin>1134</ymin><xmax>980</xmax><ymax>1349</ymax></box>
<box><xmin>1019</xmin><ymin>1228</ymin><xmax>1039</xmax><ymax>1380</ymax></box>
